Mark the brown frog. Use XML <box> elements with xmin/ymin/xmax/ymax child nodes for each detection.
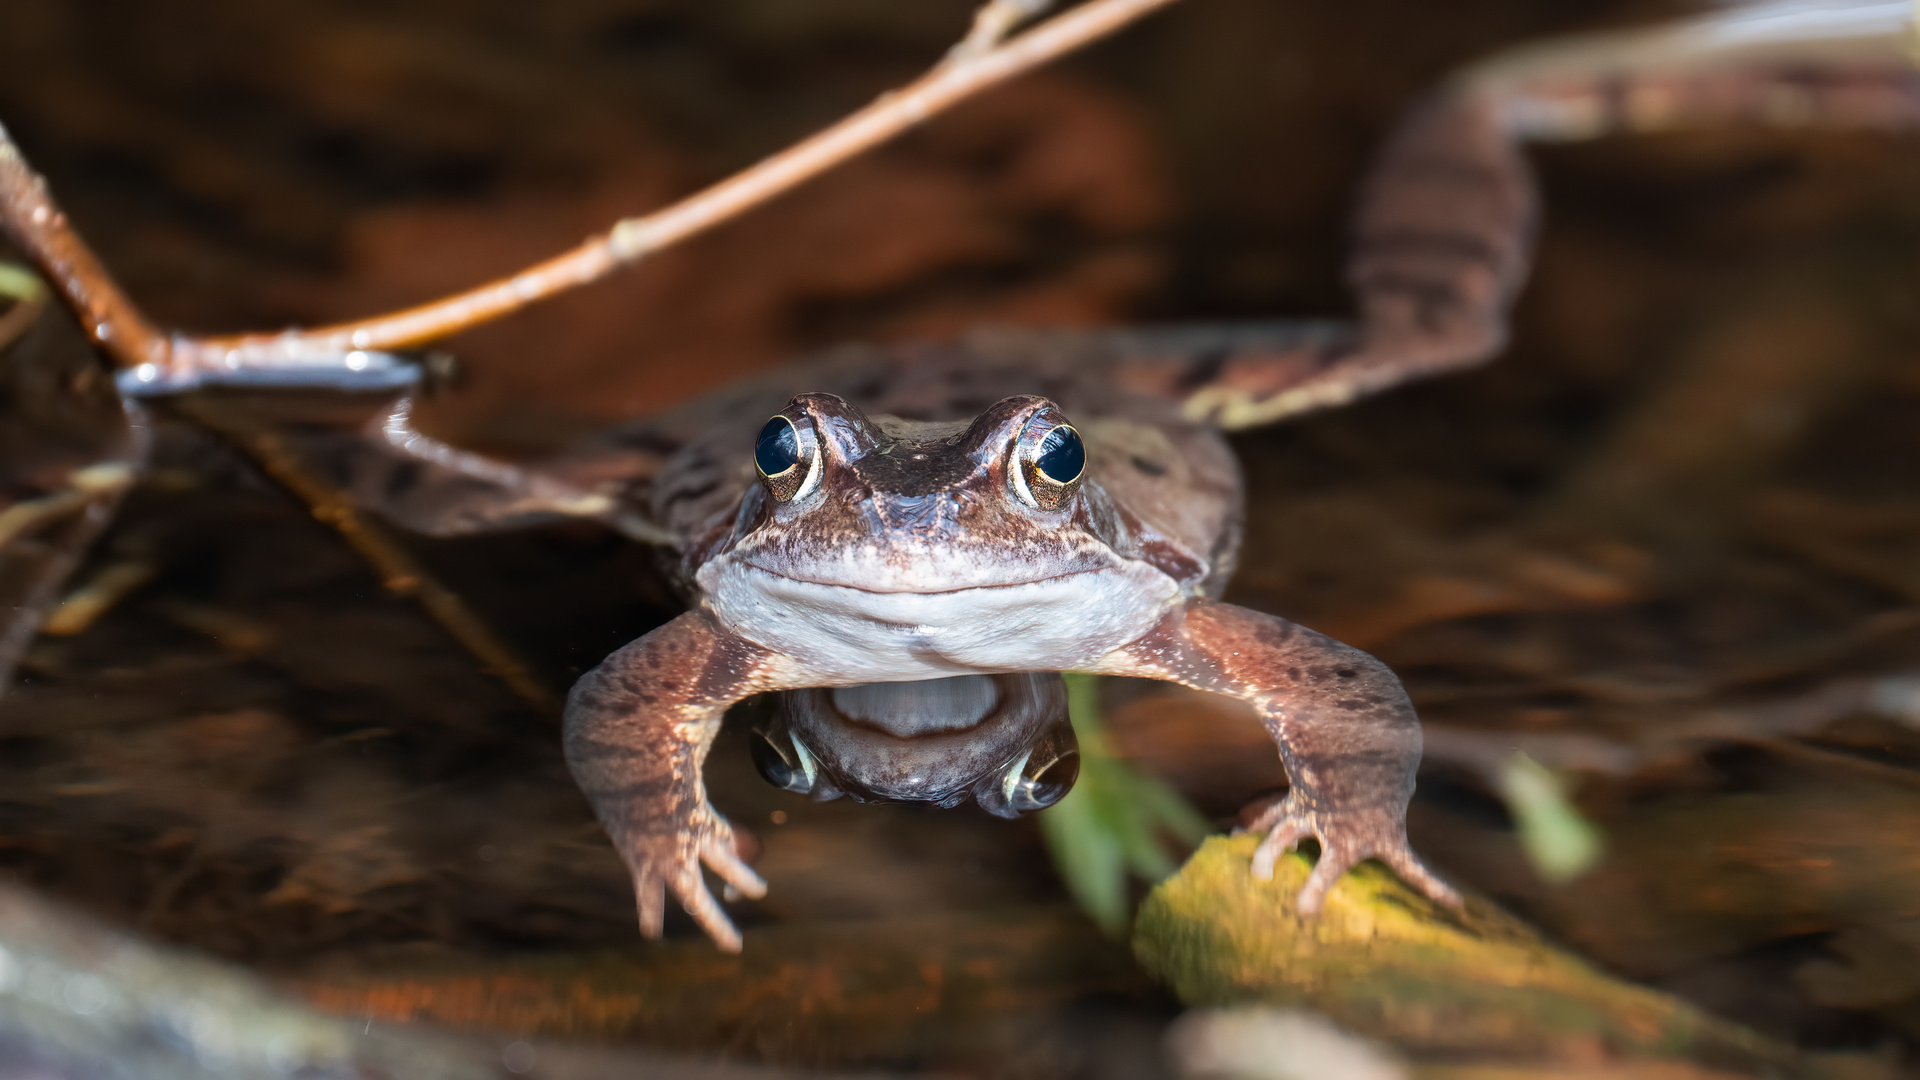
<box><xmin>2</xmin><ymin>0</ymin><xmax>1913</xmax><ymax>952</ymax></box>
<box><xmin>341</xmin><ymin>74</ymin><xmax>1525</xmax><ymax>950</ymax></box>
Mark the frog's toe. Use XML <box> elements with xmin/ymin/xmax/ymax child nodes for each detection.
<box><xmin>701</xmin><ymin>830</ymin><xmax>768</xmax><ymax>901</ymax></box>
<box><xmin>672</xmin><ymin>868</ymin><xmax>744</xmax><ymax>954</ymax></box>
<box><xmin>1239</xmin><ymin>795</ymin><xmax>1460</xmax><ymax>916</ymax></box>
<box><xmin>1379</xmin><ymin>843</ymin><xmax>1464</xmax><ymax>911</ymax></box>
<box><xmin>620</xmin><ymin>826</ymin><xmax>755</xmax><ymax>951</ymax></box>
<box><xmin>1247</xmin><ymin>814</ymin><xmax>1314</xmax><ymax>882</ymax></box>
<box><xmin>630</xmin><ymin>866</ymin><xmax>669</xmax><ymax>940</ymax></box>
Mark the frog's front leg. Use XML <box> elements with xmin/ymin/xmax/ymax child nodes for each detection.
<box><xmin>563</xmin><ymin>608</ymin><xmax>799</xmax><ymax>951</ymax></box>
<box><xmin>1092</xmin><ymin>600</ymin><xmax>1459</xmax><ymax>915</ymax></box>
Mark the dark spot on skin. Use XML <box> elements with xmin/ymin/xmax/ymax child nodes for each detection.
<box><xmin>663</xmin><ymin>480</ymin><xmax>719</xmax><ymax>508</ymax></box>
<box><xmin>1173</xmin><ymin>346</ymin><xmax>1232</xmax><ymax>393</ymax></box>
<box><xmin>1138</xmin><ymin>539</ymin><xmax>1205</xmax><ymax>588</ymax></box>
<box><xmin>1130</xmin><ymin>455</ymin><xmax>1167</xmax><ymax>477</ymax></box>
<box><xmin>381</xmin><ymin>461</ymin><xmax>421</xmax><ymax>501</ymax></box>
<box><xmin>1286</xmin><ymin>667</ymin><xmax>1301</xmax><ymax>681</ymax></box>
<box><xmin>1335</xmin><ymin>668</ymin><xmax>1357</xmax><ymax>679</ymax></box>
<box><xmin>1252</xmin><ymin>621</ymin><xmax>1297</xmax><ymax>649</ymax></box>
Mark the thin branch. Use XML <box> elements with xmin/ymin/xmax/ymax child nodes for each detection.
<box><xmin>174</xmin><ymin>398</ymin><xmax>562</xmax><ymax>721</ymax></box>
<box><xmin>0</xmin><ymin>139</ymin><xmax>168</xmax><ymax>369</ymax></box>
<box><xmin>949</xmin><ymin>0</ymin><xmax>1058</xmax><ymax>62</ymax></box>
<box><xmin>0</xmin><ymin>0</ymin><xmax>1182</xmax><ymax>390</ymax></box>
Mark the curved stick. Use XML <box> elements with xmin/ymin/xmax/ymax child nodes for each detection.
<box><xmin>0</xmin><ymin>0</ymin><xmax>1181</xmax><ymax>392</ymax></box>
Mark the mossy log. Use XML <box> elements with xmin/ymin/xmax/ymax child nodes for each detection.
<box><xmin>1133</xmin><ymin>836</ymin><xmax>1880</xmax><ymax>1078</ymax></box>
<box><xmin>288</xmin><ymin>907</ymin><xmax>1151</xmax><ymax>1068</ymax></box>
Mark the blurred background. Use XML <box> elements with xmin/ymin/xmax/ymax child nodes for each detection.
<box><xmin>5</xmin><ymin>0</ymin><xmax>1920</xmax><ymax>1076</ymax></box>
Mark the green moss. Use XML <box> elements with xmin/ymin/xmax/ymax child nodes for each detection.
<box><xmin>1134</xmin><ymin>835</ymin><xmax>1801</xmax><ymax>1072</ymax></box>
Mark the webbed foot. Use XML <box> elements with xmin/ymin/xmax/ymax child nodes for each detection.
<box><xmin>1241</xmin><ymin>792</ymin><xmax>1460</xmax><ymax>915</ymax></box>
<box><xmin>618</xmin><ymin>804</ymin><xmax>767</xmax><ymax>953</ymax></box>
<box><xmin>562</xmin><ymin>610</ymin><xmax>789</xmax><ymax>953</ymax></box>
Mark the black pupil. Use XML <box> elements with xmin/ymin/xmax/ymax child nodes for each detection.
<box><xmin>755</xmin><ymin>417</ymin><xmax>800</xmax><ymax>476</ymax></box>
<box><xmin>1026</xmin><ymin>752</ymin><xmax>1080</xmax><ymax>809</ymax></box>
<box><xmin>1033</xmin><ymin>426</ymin><xmax>1085</xmax><ymax>484</ymax></box>
<box><xmin>750</xmin><ymin>730</ymin><xmax>806</xmax><ymax>793</ymax></box>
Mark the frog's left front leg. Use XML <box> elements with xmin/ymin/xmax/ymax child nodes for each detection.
<box><xmin>564</xmin><ymin>609</ymin><xmax>802</xmax><ymax>952</ymax></box>
<box><xmin>1092</xmin><ymin>600</ymin><xmax>1459</xmax><ymax>915</ymax></box>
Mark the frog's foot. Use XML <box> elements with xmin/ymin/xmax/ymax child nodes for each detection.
<box><xmin>1239</xmin><ymin>793</ymin><xmax>1461</xmax><ymax>916</ymax></box>
<box><xmin>619</xmin><ymin>806</ymin><xmax>767</xmax><ymax>953</ymax></box>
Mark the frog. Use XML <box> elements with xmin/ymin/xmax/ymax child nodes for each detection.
<box><xmin>334</xmin><ymin>78</ymin><xmax>1529</xmax><ymax>949</ymax></box>
<box><xmin>1</xmin><ymin>0</ymin><xmax>1913</xmax><ymax>953</ymax></box>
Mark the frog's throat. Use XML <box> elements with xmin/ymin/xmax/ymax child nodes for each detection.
<box><xmin>778</xmin><ymin>672</ymin><xmax>1066</xmax><ymax>804</ymax></box>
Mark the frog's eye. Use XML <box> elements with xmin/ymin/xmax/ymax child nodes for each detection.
<box><xmin>973</xmin><ymin>718</ymin><xmax>1081</xmax><ymax>819</ymax></box>
<box><xmin>750</xmin><ymin>725</ymin><xmax>819</xmax><ymax>795</ymax></box>
<box><xmin>755</xmin><ymin>414</ymin><xmax>819</xmax><ymax>501</ymax></box>
<box><xmin>1033</xmin><ymin>426</ymin><xmax>1085</xmax><ymax>484</ymax></box>
<box><xmin>756</xmin><ymin>416</ymin><xmax>800</xmax><ymax>475</ymax></box>
<box><xmin>1003</xmin><ymin>745</ymin><xmax>1080</xmax><ymax>814</ymax></box>
<box><xmin>1012</xmin><ymin>418</ymin><xmax>1085</xmax><ymax>511</ymax></box>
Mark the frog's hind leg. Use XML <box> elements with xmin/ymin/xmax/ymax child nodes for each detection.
<box><xmin>1169</xmin><ymin>0</ymin><xmax>1920</xmax><ymax>432</ymax></box>
<box><xmin>1091</xmin><ymin>599</ymin><xmax>1460</xmax><ymax>914</ymax></box>
<box><xmin>274</xmin><ymin>395</ymin><xmax>672</xmax><ymax>543</ymax></box>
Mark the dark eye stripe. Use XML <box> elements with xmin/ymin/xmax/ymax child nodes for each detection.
<box><xmin>1033</xmin><ymin>425</ymin><xmax>1085</xmax><ymax>485</ymax></box>
<box><xmin>755</xmin><ymin>416</ymin><xmax>800</xmax><ymax>477</ymax></box>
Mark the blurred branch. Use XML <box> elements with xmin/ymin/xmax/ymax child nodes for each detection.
<box><xmin>173</xmin><ymin>397</ymin><xmax>561</xmax><ymax>721</ymax></box>
<box><xmin>949</xmin><ymin>0</ymin><xmax>1057</xmax><ymax>61</ymax></box>
<box><xmin>0</xmin><ymin>0</ymin><xmax>1182</xmax><ymax>390</ymax></box>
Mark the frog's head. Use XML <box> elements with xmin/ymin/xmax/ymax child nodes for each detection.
<box><xmin>751</xmin><ymin>673</ymin><xmax>1079</xmax><ymax>817</ymax></box>
<box><xmin>717</xmin><ymin>391</ymin><xmax>1112</xmax><ymax>601</ymax></box>
<box><xmin>702</xmin><ymin>391</ymin><xmax>1186</xmax><ymax>812</ymax></box>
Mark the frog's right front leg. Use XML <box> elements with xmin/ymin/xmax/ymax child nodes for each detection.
<box><xmin>563</xmin><ymin>608</ymin><xmax>800</xmax><ymax>952</ymax></box>
<box><xmin>1090</xmin><ymin>600</ymin><xmax>1460</xmax><ymax>916</ymax></box>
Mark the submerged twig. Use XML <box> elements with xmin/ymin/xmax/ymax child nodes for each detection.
<box><xmin>174</xmin><ymin>399</ymin><xmax>560</xmax><ymax>720</ymax></box>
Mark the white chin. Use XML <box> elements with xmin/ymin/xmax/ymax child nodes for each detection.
<box><xmin>700</xmin><ymin>560</ymin><xmax>1181</xmax><ymax>682</ymax></box>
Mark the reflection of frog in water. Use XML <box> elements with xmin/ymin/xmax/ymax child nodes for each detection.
<box><xmin>2</xmin><ymin>1</ymin><xmax>1914</xmax><ymax>951</ymax></box>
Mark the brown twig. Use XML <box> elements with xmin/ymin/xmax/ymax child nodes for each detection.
<box><xmin>0</xmin><ymin>0</ymin><xmax>1181</xmax><ymax>387</ymax></box>
<box><xmin>0</xmin><ymin>142</ymin><xmax>168</xmax><ymax>370</ymax></box>
<box><xmin>949</xmin><ymin>0</ymin><xmax>1058</xmax><ymax>61</ymax></box>
<box><xmin>174</xmin><ymin>398</ymin><xmax>561</xmax><ymax>721</ymax></box>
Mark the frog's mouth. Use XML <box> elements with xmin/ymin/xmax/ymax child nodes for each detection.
<box><xmin>750</xmin><ymin>673</ymin><xmax>1079</xmax><ymax>816</ymax></box>
<box><xmin>737</xmin><ymin>560</ymin><xmax>1097</xmax><ymax>596</ymax></box>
